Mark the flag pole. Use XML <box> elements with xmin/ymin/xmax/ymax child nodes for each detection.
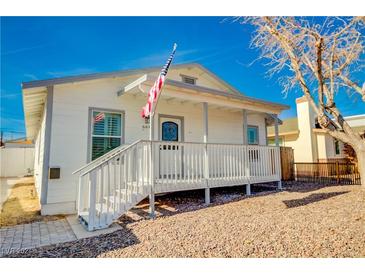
<box><xmin>148</xmin><ymin>43</ymin><xmax>177</xmax><ymax>218</ymax></box>
<box><xmin>149</xmin><ymin>108</ymin><xmax>155</xmax><ymax>218</ymax></box>
<box><xmin>150</xmin><ymin>42</ymin><xmax>177</xmax><ymax>122</ymax></box>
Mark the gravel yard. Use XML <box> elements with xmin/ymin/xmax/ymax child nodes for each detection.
<box><xmin>3</xmin><ymin>182</ymin><xmax>365</xmax><ymax>258</ymax></box>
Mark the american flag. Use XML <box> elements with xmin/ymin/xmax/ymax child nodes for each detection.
<box><xmin>94</xmin><ymin>112</ymin><xmax>105</xmax><ymax>123</ymax></box>
<box><xmin>141</xmin><ymin>43</ymin><xmax>177</xmax><ymax>118</ymax></box>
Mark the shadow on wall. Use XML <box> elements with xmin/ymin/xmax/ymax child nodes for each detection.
<box><xmin>282</xmin><ymin>191</ymin><xmax>349</xmax><ymax>208</ymax></box>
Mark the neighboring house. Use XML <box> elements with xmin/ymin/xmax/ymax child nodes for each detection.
<box><xmin>22</xmin><ymin>63</ymin><xmax>288</xmax><ymax>230</ymax></box>
<box><xmin>267</xmin><ymin>96</ymin><xmax>365</xmax><ymax>163</ymax></box>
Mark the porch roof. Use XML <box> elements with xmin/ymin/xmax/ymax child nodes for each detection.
<box><xmin>117</xmin><ymin>74</ymin><xmax>289</xmax><ymax>115</ymax></box>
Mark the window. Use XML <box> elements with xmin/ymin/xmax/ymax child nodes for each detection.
<box><xmin>91</xmin><ymin>110</ymin><xmax>123</xmax><ymax>160</ymax></box>
<box><xmin>247</xmin><ymin>126</ymin><xmax>259</xmax><ymax>145</ymax></box>
<box><xmin>314</xmin><ymin>117</ymin><xmax>321</xmax><ymax>129</ymax></box>
<box><xmin>334</xmin><ymin>139</ymin><xmax>340</xmax><ymax>155</ymax></box>
<box><xmin>162</xmin><ymin>121</ymin><xmax>178</xmax><ymax>141</ymax></box>
<box><xmin>181</xmin><ymin>75</ymin><xmax>196</xmax><ymax>85</ymax></box>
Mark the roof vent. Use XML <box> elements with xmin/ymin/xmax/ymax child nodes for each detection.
<box><xmin>181</xmin><ymin>75</ymin><xmax>196</xmax><ymax>85</ymax></box>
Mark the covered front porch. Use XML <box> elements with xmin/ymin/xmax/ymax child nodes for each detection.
<box><xmin>75</xmin><ymin>73</ymin><xmax>287</xmax><ymax>231</ymax></box>
<box><xmin>118</xmin><ymin>73</ymin><xmax>285</xmax><ymax>145</ymax></box>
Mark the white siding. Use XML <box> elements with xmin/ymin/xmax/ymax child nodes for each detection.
<box><xmin>42</xmin><ymin>76</ymin><xmax>269</xmax><ymax>213</ymax></box>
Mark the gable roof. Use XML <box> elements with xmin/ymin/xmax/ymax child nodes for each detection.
<box><xmin>22</xmin><ymin>62</ymin><xmax>242</xmax><ymax>96</ymax></box>
<box><xmin>267</xmin><ymin>115</ymin><xmax>365</xmax><ymax>138</ymax></box>
<box><xmin>117</xmin><ymin>73</ymin><xmax>289</xmax><ymax>111</ymax></box>
<box><xmin>267</xmin><ymin>117</ymin><xmax>299</xmax><ymax>137</ymax></box>
<box><xmin>22</xmin><ymin>62</ymin><xmax>290</xmax><ymax>140</ymax></box>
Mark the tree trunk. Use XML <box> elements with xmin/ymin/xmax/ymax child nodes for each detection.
<box><xmin>356</xmin><ymin>148</ymin><xmax>365</xmax><ymax>188</ymax></box>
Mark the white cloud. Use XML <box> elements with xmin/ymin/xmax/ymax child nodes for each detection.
<box><xmin>1</xmin><ymin>44</ymin><xmax>49</xmax><ymax>56</ymax></box>
<box><xmin>0</xmin><ymin>89</ymin><xmax>21</xmax><ymax>99</ymax></box>
<box><xmin>24</xmin><ymin>73</ymin><xmax>39</xmax><ymax>80</ymax></box>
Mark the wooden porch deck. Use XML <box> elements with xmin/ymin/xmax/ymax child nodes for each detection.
<box><xmin>76</xmin><ymin>140</ymin><xmax>281</xmax><ymax>231</ymax></box>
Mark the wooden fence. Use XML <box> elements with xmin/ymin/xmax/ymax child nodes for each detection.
<box><xmin>294</xmin><ymin>162</ymin><xmax>361</xmax><ymax>185</ymax></box>
<box><xmin>280</xmin><ymin>147</ymin><xmax>294</xmax><ymax>181</ymax></box>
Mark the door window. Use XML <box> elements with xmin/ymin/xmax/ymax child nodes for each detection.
<box><xmin>162</xmin><ymin>121</ymin><xmax>178</xmax><ymax>141</ymax></box>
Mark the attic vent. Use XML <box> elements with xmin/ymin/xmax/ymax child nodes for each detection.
<box><xmin>181</xmin><ymin>75</ymin><xmax>196</xmax><ymax>85</ymax></box>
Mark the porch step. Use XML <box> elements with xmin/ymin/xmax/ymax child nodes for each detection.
<box><xmin>95</xmin><ymin>203</ymin><xmax>115</xmax><ymax>223</ymax></box>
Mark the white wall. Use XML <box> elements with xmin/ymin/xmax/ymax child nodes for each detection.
<box><xmin>43</xmin><ymin>77</ymin><xmax>269</xmax><ymax>214</ymax></box>
<box><xmin>316</xmin><ymin>133</ymin><xmax>345</xmax><ymax>160</ymax></box>
<box><xmin>0</xmin><ymin>147</ymin><xmax>35</xmax><ymax>177</ymax></box>
<box><xmin>293</xmin><ymin>98</ymin><xmax>318</xmax><ymax>162</ymax></box>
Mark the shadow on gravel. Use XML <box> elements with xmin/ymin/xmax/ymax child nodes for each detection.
<box><xmin>3</xmin><ymin>224</ymin><xmax>140</xmax><ymax>258</ymax></box>
<box><xmin>283</xmin><ymin>181</ymin><xmax>355</xmax><ymax>193</ymax></box>
<box><xmin>119</xmin><ymin>183</ymin><xmax>280</xmax><ymax>225</ymax></box>
<box><xmin>283</xmin><ymin>191</ymin><xmax>349</xmax><ymax>208</ymax></box>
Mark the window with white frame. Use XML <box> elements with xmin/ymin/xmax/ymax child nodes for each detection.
<box><xmin>247</xmin><ymin>125</ymin><xmax>259</xmax><ymax>145</ymax></box>
<box><xmin>90</xmin><ymin>109</ymin><xmax>123</xmax><ymax>160</ymax></box>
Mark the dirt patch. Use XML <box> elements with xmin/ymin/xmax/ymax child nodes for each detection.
<box><xmin>0</xmin><ymin>177</ymin><xmax>64</xmax><ymax>227</ymax></box>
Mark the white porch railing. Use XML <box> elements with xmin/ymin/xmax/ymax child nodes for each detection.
<box><xmin>76</xmin><ymin>140</ymin><xmax>281</xmax><ymax>231</ymax></box>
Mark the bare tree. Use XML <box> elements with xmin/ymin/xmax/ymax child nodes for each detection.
<box><xmin>344</xmin><ymin>131</ymin><xmax>365</xmax><ymax>163</ymax></box>
<box><xmin>239</xmin><ymin>16</ymin><xmax>365</xmax><ymax>187</ymax></box>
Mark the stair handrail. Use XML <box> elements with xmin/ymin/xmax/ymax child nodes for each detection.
<box><xmin>73</xmin><ymin>139</ymin><xmax>143</xmax><ymax>175</ymax></box>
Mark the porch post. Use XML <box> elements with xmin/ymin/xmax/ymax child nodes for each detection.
<box><xmin>274</xmin><ymin>114</ymin><xmax>282</xmax><ymax>190</ymax></box>
<box><xmin>243</xmin><ymin>109</ymin><xmax>251</xmax><ymax>196</ymax></box>
<box><xmin>242</xmin><ymin>109</ymin><xmax>248</xmax><ymax>145</ymax></box>
<box><xmin>274</xmin><ymin>114</ymin><xmax>279</xmax><ymax>147</ymax></box>
<box><xmin>149</xmin><ymin>115</ymin><xmax>155</xmax><ymax>218</ymax></box>
<box><xmin>203</xmin><ymin>102</ymin><xmax>210</xmax><ymax>205</ymax></box>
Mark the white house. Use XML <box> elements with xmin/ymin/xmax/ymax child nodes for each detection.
<box><xmin>267</xmin><ymin>96</ymin><xmax>365</xmax><ymax>162</ymax></box>
<box><xmin>22</xmin><ymin>63</ymin><xmax>288</xmax><ymax>231</ymax></box>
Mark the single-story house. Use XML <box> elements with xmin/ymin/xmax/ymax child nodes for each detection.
<box><xmin>22</xmin><ymin>63</ymin><xmax>289</xmax><ymax>230</ymax></box>
<box><xmin>267</xmin><ymin>96</ymin><xmax>365</xmax><ymax>163</ymax></box>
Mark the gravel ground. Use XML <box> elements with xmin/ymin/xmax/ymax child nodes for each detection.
<box><xmin>3</xmin><ymin>182</ymin><xmax>365</xmax><ymax>258</ymax></box>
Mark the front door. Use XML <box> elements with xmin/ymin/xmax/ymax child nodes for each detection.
<box><xmin>159</xmin><ymin>116</ymin><xmax>183</xmax><ymax>179</ymax></box>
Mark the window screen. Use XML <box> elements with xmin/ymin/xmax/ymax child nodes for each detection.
<box><xmin>91</xmin><ymin>110</ymin><xmax>123</xmax><ymax>160</ymax></box>
<box><xmin>181</xmin><ymin>76</ymin><xmax>196</xmax><ymax>85</ymax></box>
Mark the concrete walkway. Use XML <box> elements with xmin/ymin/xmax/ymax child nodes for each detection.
<box><xmin>0</xmin><ymin>216</ymin><xmax>121</xmax><ymax>257</ymax></box>
<box><xmin>0</xmin><ymin>219</ymin><xmax>76</xmax><ymax>256</ymax></box>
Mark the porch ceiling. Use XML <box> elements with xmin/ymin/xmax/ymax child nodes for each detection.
<box><xmin>117</xmin><ymin>74</ymin><xmax>289</xmax><ymax>115</ymax></box>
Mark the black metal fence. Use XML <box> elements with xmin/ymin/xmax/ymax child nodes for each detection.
<box><xmin>294</xmin><ymin>162</ymin><xmax>361</xmax><ymax>185</ymax></box>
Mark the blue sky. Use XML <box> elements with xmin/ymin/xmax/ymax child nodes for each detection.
<box><xmin>1</xmin><ymin>16</ymin><xmax>364</xmax><ymax>140</ymax></box>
